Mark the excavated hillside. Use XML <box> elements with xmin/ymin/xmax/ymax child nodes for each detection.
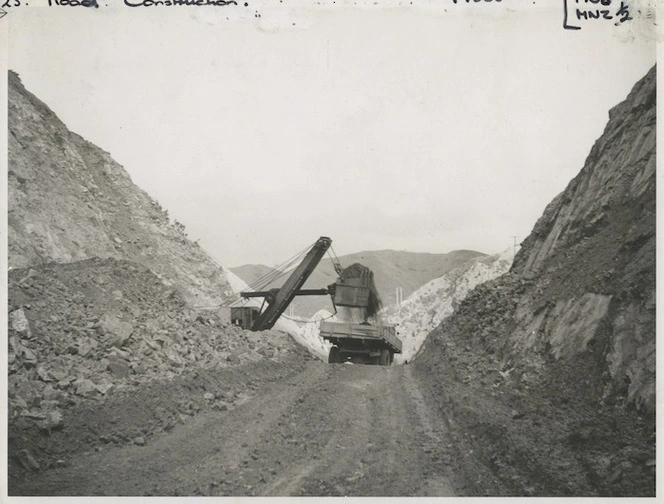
<box><xmin>7</xmin><ymin>71</ymin><xmax>314</xmax><ymax>486</ymax></box>
<box><xmin>414</xmin><ymin>66</ymin><xmax>656</xmax><ymax>496</ymax></box>
<box><xmin>8</xmin><ymin>70</ymin><xmax>234</xmax><ymax>308</ymax></box>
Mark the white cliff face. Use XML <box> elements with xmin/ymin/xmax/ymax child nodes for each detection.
<box><xmin>382</xmin><ymin>250</ymin><xmax>513</xmax><ymax>362</ymax></box>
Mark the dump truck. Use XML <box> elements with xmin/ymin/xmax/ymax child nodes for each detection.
<box><xmin>319</xmin><ymin>320</ymin><xmax>401</xmax><ymax>365</ymax></box>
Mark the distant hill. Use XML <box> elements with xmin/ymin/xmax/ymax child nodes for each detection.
<box><xmin>230</xmin><ymin>264</ymin><xmax>280</xmax><ymax>289</ymax></box>
<box><xmin>231</xmin><ymin>249</ymin><xmax>486</xmax><ymax>318</ymax></box>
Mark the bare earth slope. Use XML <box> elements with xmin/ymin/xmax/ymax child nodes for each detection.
<box><xmin>8</xmin><ymin>70</ymin><xmax>234</xmax><ymax>308</ymax></box>
<box><xmin>414</xmin><ymin>66</ymin><xmax>655</xmax><ymax>496</ymax></box>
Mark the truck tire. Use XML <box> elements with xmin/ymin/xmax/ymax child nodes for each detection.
<box><xmin>380</xmin><ymin>349</ymin><xmax>390</xmax><ymax>366</ymax></box>
<box><xmin>328</xmin><ymin>346</ymin><xmax>339</xmax><ymax>364</ymax></box>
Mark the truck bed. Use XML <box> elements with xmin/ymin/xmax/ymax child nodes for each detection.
<box><xmin>319</xmin><ymin>320</ymin><xmax>402</xmax><ymax>353</ymax></box>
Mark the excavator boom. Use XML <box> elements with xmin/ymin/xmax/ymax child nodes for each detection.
<box><xmin>241</xmin><ymin>236</ymin><xmax>332</xmax><ymax>331</ymax></box>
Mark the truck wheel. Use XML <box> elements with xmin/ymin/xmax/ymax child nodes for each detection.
<box><xmin>380</xmin><ymin>349</ymin><xmax>390</xmax><ymax>366</ymax></box>
<box><xmin>328</xmin><ymin>346</ymin><xmax>339</xmax><ymax>364</ymax></box>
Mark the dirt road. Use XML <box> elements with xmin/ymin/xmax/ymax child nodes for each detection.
<box><xmin>11</xmin><ymin>361</ymin><xmax>458</xmax><ymax>496</ymax></box>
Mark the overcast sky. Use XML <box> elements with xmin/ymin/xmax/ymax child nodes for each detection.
<box><xmin>7</xmin><ymin>1</ymin><xmax>656</xmax><ymax>266</ymax></box>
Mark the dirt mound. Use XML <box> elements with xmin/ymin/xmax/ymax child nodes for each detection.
<box><xmin>8</xmin><ymin>258</ymin><xmax>313</xmax><ymax>482</ymax></box>
<box><xmin>414</xmin><ymin>67</ymin><xmax>655</xmax><ymax>496</ymax></box>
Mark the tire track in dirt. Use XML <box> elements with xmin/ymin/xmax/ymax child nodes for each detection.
<box><xmin>13</xmin><ymin>361</ymin><xmax>458</xmax><ymax>497</ymax></box>
<box><xmin>12</xmin><ymin>360</ymin><xmax>329</xmax><ymax>496</ymax></box>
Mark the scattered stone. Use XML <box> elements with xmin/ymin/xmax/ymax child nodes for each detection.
<box><xmin>39</xmin><ymin>409</ymin><xmax>64</xmax><ymax>434</ymax></box>
<box><xmin>22</xmin><ymin>347</ymin><xmax>37</xmax><ymax>368</ymax></box>
<box><xmin>58</xmin><ymin>376</ymin><xmax>75</xmax><ymax>389</ymax></box>
<box><xmin>12</xmin><ymin>395</ymin><xmax>29</xmax><ymax>411</ymax></box>
<box><xmin>22</xmin><ymin>410</ymin><xmax>46</xmax><ymax>420</ymax></box>
<box><xmin>96</xmin><ymin>378</ymin><xmax>114</xmax><ymax>395</ymax></box>
<box><xmin>17</xmin><ymin>449</ymin><xmax>40</xmax><ymax>471</ymax></box>
<box><xmin>9</xmin><ymin>309</ymin><xmax>32</xmax><ymax>338</ymax></box>
<box><xmin>133</xmin><ymin>436</ymin><xmax>146</xmax><ymax>446</ymax></box>
<box><xmin>99</xmin><ymin>313</ymin><xmax>134</xmax><ymax>348</ymax></box>
<box><xmin>203</xmin><ymin>392</ymin><xmax>215</xmax><ymax>401</ymax></box>
<box><xmin>131</xmin><ymin>362</ymin><xmax>146</xmax><ymax>375</ymax></box>
<box><xmin>624</xmin><ymin>447</ymin><xmax>651</xmax><ymax>462</ymax></box>
<box><xmin>107</xmin><ymin>358</ymin><xmax>130</xmax><ymax>379</ymax></box>
<box><xmin>78</xmin><ymin>337</ymin><xmax>98</xmax><ymax>357</ymax></box>
<box><xmin>73</xmin><ymin>378</ymin><xmax>97</xmax><ymax>397</ymax></box>
<box><xmin>50</xmin><ymin>369</ymin><xmax>68</xmax><ymax>382</ymax></box>
<box><xmin>36</xmin><ymin>366</ymin><xmax>52</xmax><ymax>382</ymax></box>
<box><xmin>42</xmin><ymin>385</ymin><xmax>60</xmax><ymax>400</ymax></box>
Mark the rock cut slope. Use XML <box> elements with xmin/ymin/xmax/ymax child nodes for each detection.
<box><xmin>8</xmin><ymin>71</ymin><xmax>234</xmax><ymax>308</ymax></box>
<box><xmin>414</xmin><ymin>66</ymin><xmax>655</xmax><ymax>496</ymax></box>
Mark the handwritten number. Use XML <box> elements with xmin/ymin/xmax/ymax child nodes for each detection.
<box><xmin>616</xmin><ymin>2</ymin><xmax>631</xmax><ymax>22</ymax></box>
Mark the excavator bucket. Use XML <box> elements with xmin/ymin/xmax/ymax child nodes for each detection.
<box><xmin>332</xmin><ymin>278</ymin><xmax>371</xmax><ymax>308</ymax></box>
<box><xmin>331</xmin><ymin>263</ymin><xmax>382</xmax><ymax>317</ymax></box>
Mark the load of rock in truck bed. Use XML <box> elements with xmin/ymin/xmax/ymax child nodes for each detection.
<box><xmin>330</xmin><ymin>263</ymin><xmax>382</xmax><ymax>319</ymax></box>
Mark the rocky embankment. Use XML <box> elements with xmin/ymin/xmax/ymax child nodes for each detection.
<box><xmin>414</xmin><ymin>67</ymin><xmax>655</xmax><ymax>496</ymax></box>
<box><xmin>8</xmin><ymin>258</ymin><xmax>313</xmax><ymax>480</ymax></box>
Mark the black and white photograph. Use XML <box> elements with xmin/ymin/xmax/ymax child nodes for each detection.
<box><xmin>2</xmin><ymin>0</ymin><xmax>658</xmax><ymax>498</ymax></box>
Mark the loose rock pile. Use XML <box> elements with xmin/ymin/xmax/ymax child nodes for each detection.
<box><xmin>8</xmin><ymin>257</ymin><xmax>310</xmax><ymax>477</ymax></box>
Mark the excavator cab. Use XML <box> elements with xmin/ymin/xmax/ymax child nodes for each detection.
<box><xmin>230</xmin><ymin>306</ymin><xmax>260</xmax><ymax>329</ymax></box>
